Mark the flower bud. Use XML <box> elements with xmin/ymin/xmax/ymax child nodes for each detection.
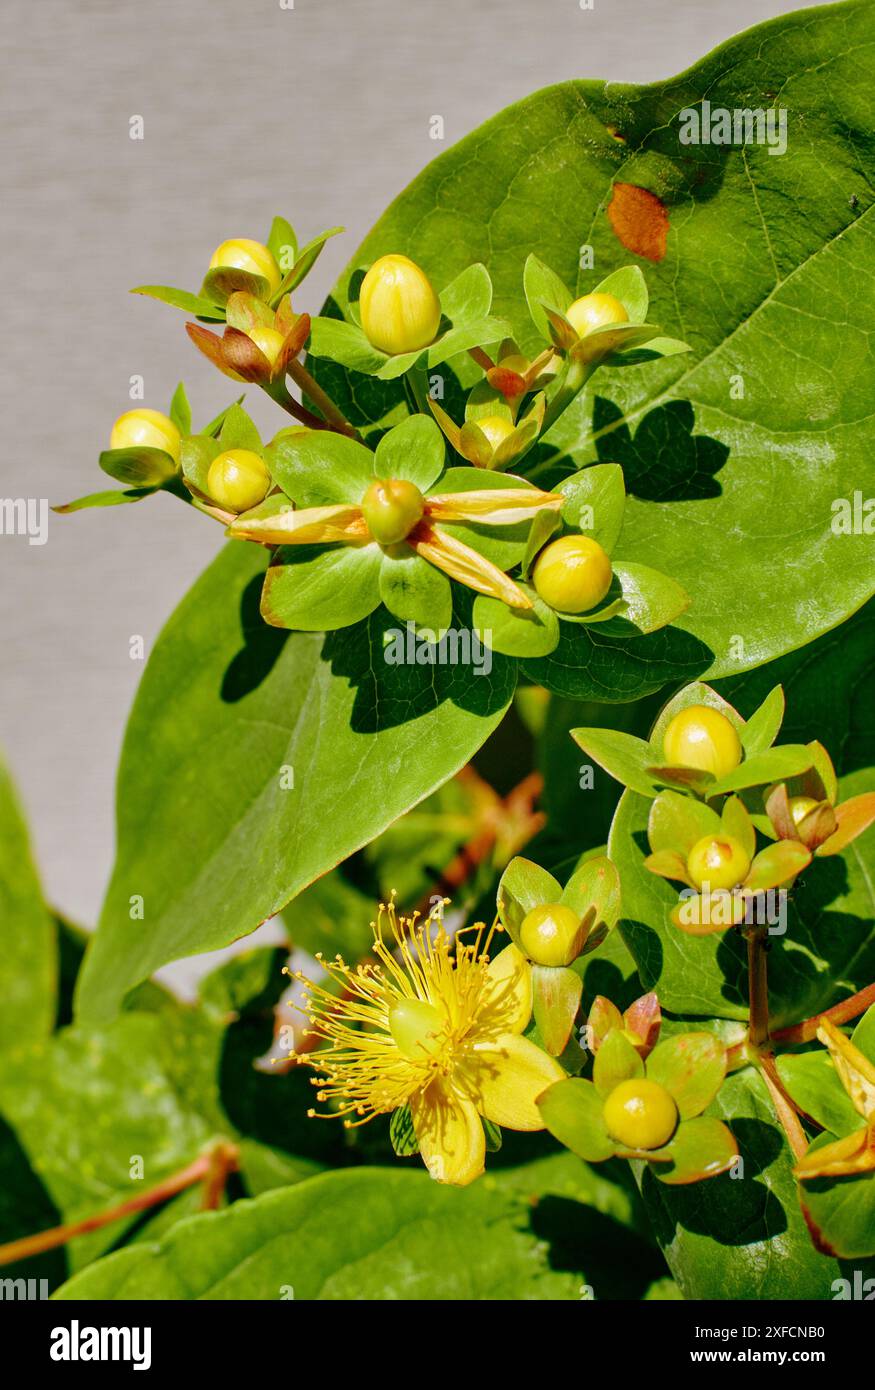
<box><xmin>248</xmin><ymin>325</ymin><xmax>286</xmax><ymax>366</ymax></box>
<box><xmin>519</xmin><ymin>902</ymin><xmax>584</xmax><ymax>967</ymax></box>
<box><xmin>475</xmin><ymin>416</ymin><xmax>515</xmax><ymax>452</ymax></box>
<box><xmin>209</xmin><ymin>238</ymin><xmax>282</xmax><ymax>295</ymax></box>
<box><xmin>359</xmin><ymin>254</ymin><xmax>441</xmax><ymax>355</ymax></box>
<box><xmin>604</xmin><ymin>1079</ymin><xmax>678</xmax><ymax>1150</ymax></box>
<box><xmin>361</xmin><ymin>478</ymin><xmax>425</xmax><ymax>544</ymax></box>
<box><xmin>532</xmin><ymin>535</ymin><xmax>613</xmax><ymax>614</ymax></box>
<box><xmin>788</xmin><ymin>795</ymin><xmax>819</xmax><ymax>828</ymax></box>
<box><xmin>565</xmin><ymin>292</ymin><xmax>629</xmax><ymax>339</ymax></box>
<box><xmin>686</xmin><ymin>833</ymin><xmax>751</xmax><ymax>892</ymax></box>
<box><xmin>207</xmin><ymin>449</ymin><xmax>271</xmax><ymax>512</ymax></box>
<box><xmin>110</xmin><ymin>408</ymin><xmax>181</xmax><ymax>463</ymax></box>
<box><xmin>662</xmin><ymin>705</ymin><xmax>742</xmax><ymax>780</ymax></box>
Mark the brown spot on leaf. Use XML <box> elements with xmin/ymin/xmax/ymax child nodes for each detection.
<box><xmin>607</xmin><ymin>182</ymin><xmax>669</xmax><ymax>262</ymax></box>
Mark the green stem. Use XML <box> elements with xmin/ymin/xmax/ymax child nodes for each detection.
<box><xmin>265</xmin><ymin>379</ymin><xmax>327</xmax><ymax>433</ymax></box>
<box><xmin>284</xmin><ymin>360</ymin><xmax>359</xmax><ymax>438</ymax></box>
<box><xmin>404</xmin><ymin>361</ymin><xmax>433</xmax><ymax>417</ymax></box>
<box><xmin>746</xmin><ymin>926</ymin><xmax>770</xmax><ymax>1048</ymax></box>
<box><xmin>539</xmin><ymin>354</ymin><xmax>597</xmax><ymax>437</ymax></box>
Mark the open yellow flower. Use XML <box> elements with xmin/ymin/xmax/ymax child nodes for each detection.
<box><xmin>292</xmin><ymin>900</ymin><xmax>565</xmax><ymax>1186</ymax></box>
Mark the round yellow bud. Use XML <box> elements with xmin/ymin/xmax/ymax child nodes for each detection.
<box><xmin>209</xmin><ymin>238</ymin><xmax>282</xmax><ymax>295</ymax></box>
<box><xmin>519</xmin><ymin>902</ymin><xmax>583</xmax><ymax>968</ymax></box>
<box><xmin>565</xmin><ymin>292</ymin><xmax>629</xmax><ymax>339</ymax></box>
<box><xmin>788</xmin><ymin>795</ymin><xmax>819</xmax><ymax>828</ymax></box>
<box><xmin>389</xmin><ymin>998</ymin><xmax>443</xmax><ymax>1059</ymax></box>
<box><xmin>359</xmin><ymin>254</ymin><xmax>441</xmax><ymax>356</ymax></box>
<box><xmin>604</xmin><ymin>1079</ymin><xmax>678</xmax><ymax>1151</ymax></box>
<box><xmin>361</xmin><ymin>478</ymin><xmax>425</xmax><ymax>545</ymax></box>
<box><xmin>206</xmin><ymin>449</ymin><xmax>271</xmax><ymax>512</ymax></box>
<box><xmin>110</xmin><ymin>408</ymin><xmax>181</xmax><ymax>463</ymax></box>
<box><xmin>662</xmin><ymin>705</ymin><xmax>742</xmax><ymax>780</ymax></box>
<box><xmin>686</xmin><ymin>834</ymin><xmax>751</xmax><ymax>892</ymax></box>
<box><xmin>532</xmin><ymin>536</ymin><xmax>613</xmax><ymax>614</ymax></box>
<box><xmin>475</xmin><ymin>415</ymin><xmax>516</xmax><ymax>452</ymax></box>
<box><xmin>248</xmin><ymin>325</ymin><xmax>286</xmax><ymax>366</ymax></box>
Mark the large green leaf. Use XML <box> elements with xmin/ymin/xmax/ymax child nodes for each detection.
<box><xmin>0</xmin><ymin>755</ymin><xmax>56</xmax><ymax>1050</ymax></box>
<box><xmin>76</xmin><ymin>543</ymin><xmax>513</xmax><ymax>1021</ymax></box>
<box><xmin>609</xmin><ymin>602</ymin><xmax>875</xmax><ymax>1026</ymax></box>
<box><xmin>51</xmin><ymin>1164</ymin><xmax>653</xmax><ymax>1301</ymax></box>
<box><xmin>311</xmin><ymin>0</ymin><xmax>875</xmax><ymax>697</ymax></box>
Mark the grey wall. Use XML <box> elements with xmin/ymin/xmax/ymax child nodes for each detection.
<box><xmin>0</xmin><ymin>0</ymin><xmax>833</xmax><ymax>986</ymax></box>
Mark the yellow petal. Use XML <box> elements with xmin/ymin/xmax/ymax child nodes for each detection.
<box><xmin>817</xmin><ymin>1017</ymin><xmax>875</xmax><ymax>1121</ymax></box>
<box><xmin>426</xmin><ymin>488</ymin><xmax>562</xmax><ymax>525</ymax></box>
<box><xmin>485</xmin><ymin>943</ymin><xmax>532</xmax><ymax>1035</ymax></box>
<box><xmin>795</xmin><ymin>1123</ymin><xmax>875</xmax><ymax>1179</ymax></box>
<box><xmin>228</xmin><ymin>503</ymin><xmax>368</xmax><ymax>545</ymax></box>
<box><xmin>410</xmin><ymin>524</ymin><xmax>532</xmax><ymax>608</ymax></box>
<box><xmin>410</xmin><ymin>1079</ymin><xmax>485</xmax><ymax>1186</ymax></box>
<box><xmin>465</xmin><ymin>1032</ymin><xmax>565</xmax><ymax>1131</ymax></box>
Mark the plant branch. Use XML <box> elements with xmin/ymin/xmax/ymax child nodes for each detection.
<box><xmin>284</xmin><ymin>360</ymin><xmax>359</xmax><ymax>437</ymax></box>
<box><xmin>771</xmin><ymin>981</ymin><xmax>875</xmax><ymax>1044</ymax></box>
<box><xmin>746</xmin><ymin>927</ymin><xmax>770</xmax><ymax>1048</ymax></box>
<box><xmin>758</xmin><ymin>1053</ymin><xmax>808</xmax><ymax>1162</ymax></box>
<box><xmin>265</xmin><ymin>378</ymin><xmax>328</xmax><ymax>432</ymax></box>
<box><xmin>0</xmin><ymin>1143</ymin><xmax>239</xmax><ymax>1267</ymax></box>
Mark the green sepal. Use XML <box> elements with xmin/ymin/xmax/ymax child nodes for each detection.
<box><xmin>472</xmin><ymin>588</ymin><xmax>559</xmax><ymax>658</ymax></box>
<box><xmin>648</xmin><ymin>790</ymin><xmax>721</xmax><ymax>856</ymax></box>
<box><xmin>201</xmin><ymin>266</ymin><xmax>271</xmax><ymax>306</ymax></box>
<box><xmin>98</xmin><ymin>446</ymin><xmax>178</xmax><ymax>488</ymax></box>
<box><xmin>651</xmin><ymin>1116</ymin><xmax>739</xmax><ymax>1186</ymax></box>
<box><xmin>260</xmin><ymin>543</ymin><xmax>383</xmax><ymax>632</ymax></box>
<box><xmin>379</xmin><ymin>551</ymin><xmax>453</xmax><ymax>632</ymax></box>
<box><xmin>532</xmin><ymin>965</ymin><xmax>582</xmax><ymax>1057</ymax></box>
<box><xmin>555</xmin><ymin>463</ymin><xmax>625</xmax><ymax>553</ymax></box>
<box><xmin>593</xmin><ymin>1029</ymin><xmax>644</xmax><ymax>1097</ymax></box>
<box><xmin>645</xmin><ymin>1033</ymin><xmax>726</xmax><ymax>1119</ymax></box>
<box><xmin>496</xmin><ymin>856</ymin><xmax>562</xmax><ymax>949</ymax></box>
<box><xmin>267</xmin><ymin>430</ymin><xmax>374</xmax><ymax>505</ymax></box>
<box><xmin>53</xmin><ymin>486</ymin><xmax>160</xmax><ymax>513</ymax></box>
<box><xmin>536</xmin><ymin>1077</ymin><xmax>616</xmax><ymax>1163</ymax></box>
<box><xmin>522</xmin><ymin>253</ymin><xmax>573</xmax><ymax>342</ymax></box>
<box><xmin>130</xmin><ymin>284</ymin><xmax>224</xmax><ymax>320</ymax></box>
<box><xmin>375</xmin><ymin>413</ymin><xmax>445</xmax><ymax>492</ymax></box>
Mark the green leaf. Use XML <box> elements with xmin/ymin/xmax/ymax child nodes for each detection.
<box><xmin>646</xmin><ymin>1033</ymin><xmax>726</xmax><ymax>1120</ymax></box>
<box><xmin>537</xmin><ymin>1078</ymin><xmax>616</xmax><ymax>1163</ymax></box>
<box><xmin>555</xmin><ymin>463</ymin><xmax>625</xmax><ymax>553</ymax></box>
<box><xmin>218</xmin><ymin>403</ymin><xmax>261</xmax><ymax>453</ymax></box>
<box><xmin>472</xmin><ymin>588</ymin><xmax>559</xmax><ymax>658</ymax></box>
<box><xmin>571</xmin><ymin>727</ymin><xmax>659</xmax><ymax>799</ymax></box>
<box><xmin>314</xmin><ymin>0</ymin><xmax>875</xmax><ymax>684</ymax></box>
<box><xmin>561</xmin><ymin>854</ymin><xmax>622</xmax><ymax>936</ymax></box>
<box><xmin>593</xmin><ymin>1030</ymin><xmax>644</xmax><ymax>1096</ymax></box>
<box><xmin>652</xmin><ymin>1116</ymin><xmax>738</xmax><ymax>1186</ymax></box>
<box><xmin>75</xmin><ymin>544</ymin><xmax>513</xmax><ymax>1021</ymax></box>
<box><xmin>797</xmin><ymin>1133</ymin><xmax>875</xmax><ymax>1259</ymax></box>
<box><xmin>0</xmin><ymin>1013</ymin><xmax>219</xmax><ymax>1270</ymax></box>
<box><xmin>308</xmin><ymin>316</ymin><xmax>389</xmax><ymax>375</ymax></box>
<box><xmin>496</xmin><ymin>856</ymin><xmax>562</xmax><ymax>947</ymax></box>
<box><xmin>0</xmin><ymin>755</ymin><xmax>56</xmax><ymax>1050</ymax></box>
<box><xmin>168</xmin><ymin>382</ymin><xmax>192</xmax><ymax>435</ymax></box>
<box><xmin>53</xmin><ymin>1169</ymin><xmax>588</xmax><ymax>1300</ymax></box>
<box><xmin>131</xmin><ymin>285</ymin><xmax>224</xmax><ymax>320</ymax></box>
<box><xmin>261</xmin><ymin>543</ymin><xmax>383</xmax><ymax>632</ymax></box>
<box><xmin>647</xmin><ymin>789</ymin><xmax>721</xmax><ymax>856</ymax></box>
<box><xmin>379</xmin><ymin>551</ymin><xmax>453</xmax><ymax>632</ymax></box>
<box><xmin>268</xmin><ymin>428</ymin><xmax>374</xmax><ymax>505</ymax></box>
<box><xmin>777</xmin><ymin>1052</ymin><xmax>863</xmax><ymax>1139</ymax></box>
<box><xmin>53</xmin><ymin>486</ymin><xmax>159</xmax><ymax>514</ymax></box>
<box><xmin>708</xmin><ymin>744</ymin><xmax>813</xmax><ymax>796</ymax></box>
<box><xmin>98</xmin><ymin>447</ymin><xmax>177</xmax><ymax>488</ymax></box>
<box><xmin>603</xmin><ymin>562</ymin><xmax>690</xmax><ymax>636</ymax></box>
<box><xmin>273</xmin><ymin>227</ymin><xmax>344</xmax><ymax>301</ymax></box>
<box><xmin>593</xmin><ymin>265</ymin><xmax>649</xmax><ymax>323</ymax></box>
<box><xmin>267</xmin><ymin>215</ymin><xmax>297</xmax><ymax>267</ymax></box>
<box><xmin>523</xmin><ymin>253</ymin><xmax>572</xmax><ymax>341</ymax></box>
<box><xmin>739</xmin><ymin>685</ymin><xmax>785</xmax><ymax>757</ymax></box>
<box><xmin>374</xmin><ymin>413</ymin><xmax>445</xmax><ymax>491</ymax></box>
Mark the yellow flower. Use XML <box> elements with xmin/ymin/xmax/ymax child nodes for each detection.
<box><xmin>292</xmin><ymin>900</ymin><xmax>564</xmax><ymax>1186</ymax></box>
<box><xmin>230</xmin><ymin>478</ymin><xmax>562</xmax><ymax>609</ymax></box>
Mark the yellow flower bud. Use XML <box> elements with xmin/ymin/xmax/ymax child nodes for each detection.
<box><xmin>565</xmin><ymin>292</ymin><xmax>629</xmax><ymax>339</ymax></box>
<box><xmin>604</xmin><ymin>1078</ymin><xmax>678</xmax><ymax>1150</ymax></box>
<box><xmin>788</xmin><ymin>795</ymin><xmax>819</xmax><ymax>828</ymax></box>
<box><xmin>110</xmin><ymin>408</ymin><xmax>181</xmax><ymax>463</ymax></box>
<box><xmin>662</xmin><ymin>705</ymin><xmax>742</xmax><ymax>780</ymax></box>
<box><xmin>389</xmin><ymin>998</ymin><xmax>444</xmax><ymax>1059</ymax></box>
<box><xmin>532</xmin><ymin>535</ymin><xmax>613</xmax><ymax>614</ymax></box>
<box><xmin>248</xmin><ymin>325</ymin><xmax>286</xmax><ymax>366</ymax></box>
<box><xmin>686</xmin><ymin>834</ymin><xmax>751</xmax><ymax>892</ymax></box>
<box><xmin>475</xmin><ymin>416</ymin><xmax>516</xmax><ymax>452</ymax></box>
<box><xmin>519</xmin><ymin>902</ymin><xmax>583</xmax><ymax>967</ymax></box>
<box><xmin>359</xmin><ymin>254</ymin><xmax>441</xmax><ymax>355</ymax></box>
<box><xmin>206</xmin><ymin>449</ymin><xmax>271</xmax><ymax>512</ymax></box>
<box><xmin>361</xmin><ymin>478</ymin><xmax>425</xmax><ymax>544</ymax></box>
<box><xmin>209</xmin><ymin>238</ymin><xmax>282</xmax><ymax>295</ymax></box>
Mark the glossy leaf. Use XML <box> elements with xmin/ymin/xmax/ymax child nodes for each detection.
<box><xmin>0</xmin><ymin>756</ymin><xmax>56</xmax><ymax>1050</ymax></box>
